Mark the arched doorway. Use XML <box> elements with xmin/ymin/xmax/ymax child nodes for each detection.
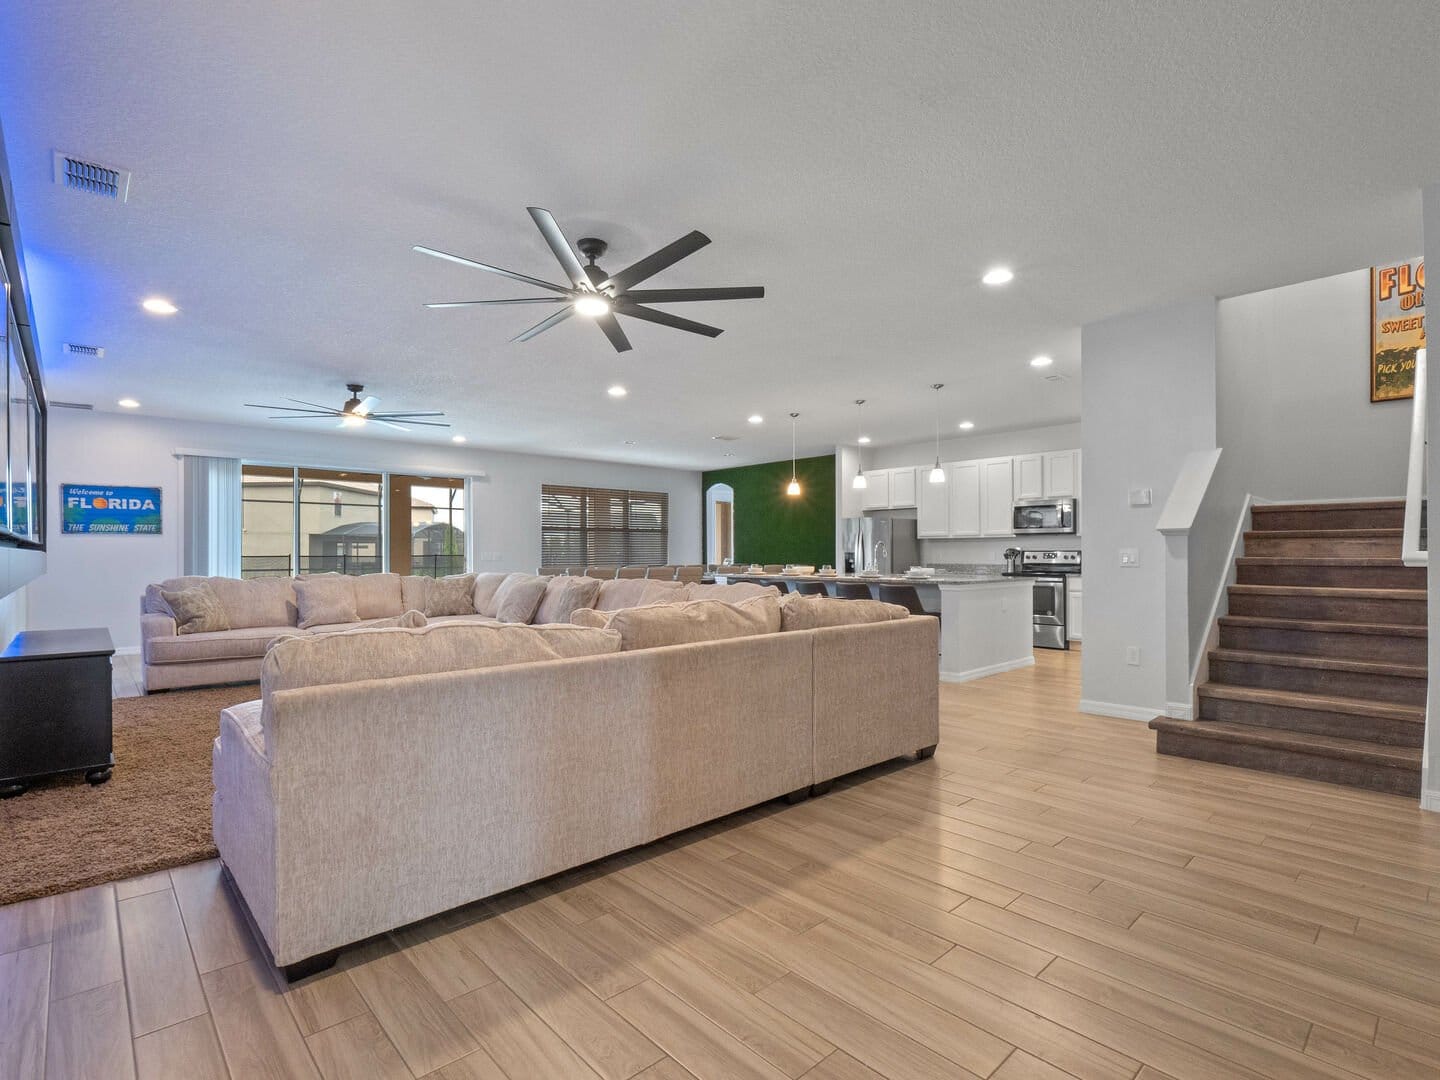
<box><xmin>705</xmin><ymin>483</ymin><xmax>734</xmax><ymax>564</ymax></box>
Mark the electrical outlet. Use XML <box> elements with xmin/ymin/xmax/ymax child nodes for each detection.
<box><xmin>1125</xmin><ymin>646</ymin><xmax>1141</xmax><ymax>666</ymax></box>
<box><xmin>1119</xmin><ymin>547</ymin><xmax>1140</xmax><ymax>567</ymax></box>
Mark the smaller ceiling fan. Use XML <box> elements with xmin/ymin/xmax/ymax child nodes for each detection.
<box><xmin>415</xmin><ymin>206</ymin><xmax>765</xmax><ymax>353</ymax></box>
<box><xmin>245</xmin><ymin>384</ymin><xmax>449</xmax><ymax>432</ymax></box>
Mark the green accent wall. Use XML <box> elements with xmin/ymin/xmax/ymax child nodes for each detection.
<box><xmin>701</xmin><ymin>454</ymin><xmax>835</xmax><ymax>568</ymax></box>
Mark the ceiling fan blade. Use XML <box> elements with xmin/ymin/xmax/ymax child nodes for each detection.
<box><xmin>615</xmin><ymin>302</ymin><xmax>723</xmax><ymax>338</ymax></box>
<box><xmin>372</xmin><ymin>411</ymin><xmax>447</xmax><ymax>419</ymax></box>
<box><xmin>412</xmin><ymin>245</ymin><xmax>570</xmax><ymax>294</ymax></box>
<box><xmin>527</xmin><ymin>207</ymin><xmax>590</xmax><ymax>291</ymax></box>
<box><xmin>621</xmin><ymin>286</ymin><xmax>764</xmax><ymax>303</ymax></box>
<box><xmin>371</xmin><ymin>419</ymin><xmax>412</xmax><ymax>433</ymax></box>
<box><xmin>286</xmin><ymin>397</ymin><xmax>345</xmax><ymax>411</ymax></box>
<box><xmin>245</xmin><ymin>403</ymin><xmax>335</xmax><ymax>414</ymax></box>
<box><xmin>264</xmin><ymin>414</ymin><xmax>341</xmax><ymax>420</ymax></box>
<box><xmin>594</xmin><ymin>312</ymin><xmax>633</xmax><ymax>353</ymax></box>
<box><xmin>512</xmin><ymin>305</ymin><xmax>575</xmax><ymax>343</ymax></box>
<box><xmin>354</xmin><ymin>396</ymin><xmax>381</xmax><ymax>417</ymax></box>
<box><xmin>599</xmin><ymin>231</ymin><xmax>710</xmax><ymax>293</ymax></box>
<box><xmin>425</xmin><ymin>297</ymin><xmax>567</xmax><ymax>308</ymax></box>
<box><xmin>376</xmin><ymin>418</ymin><xmax>450</xmax><ymax>428</ymax></box>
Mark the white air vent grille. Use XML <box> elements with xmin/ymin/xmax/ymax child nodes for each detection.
<box><xmin>710</xmin><ymin>434</ymin><xmax>741</xmax><ymax>442</ymax></box>
<box><xmin>53</xmin><ymin>151</ymin><xmax>131</xmax><ymax>201</ymax></box>
<box><xmin>64</xmin><ymin>343</ymin><xmax>105</xmax><ymax>358</ymax></box>
<box><xmin>49</xmin><ymin>400</ymin><xmax>95</xmax><ymax>411</ymax></box>
<box><xmin>1044</xmin><ymin>373</ymin><xmax>1069</xmax><ymax>383</ymax></box>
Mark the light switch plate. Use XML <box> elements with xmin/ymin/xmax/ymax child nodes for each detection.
<box><xmin>1126</xmin><ymin>646</ymin><xmax>1141</xmax><ymax>666</ymax></box>
<box><xmin>1119</xmin><ymin>547</ymin><xmax>1140</xmax><ymax>567</ymax></box>
<box><xmin>1128</xmin><ymin>487</ymin><xmax>1153</xmax><ymax>507</ymax></box>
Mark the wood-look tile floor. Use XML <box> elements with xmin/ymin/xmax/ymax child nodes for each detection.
<box><xmin>6</xmin><ymin>648</ymin><xmax>1440</xmax><ymax>1078</ymax></box>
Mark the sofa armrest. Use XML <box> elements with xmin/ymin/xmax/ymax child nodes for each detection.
<box><xmin>140</xmin><ymin>612</ymin><xmax>178</xmax><ymax>662</ymax></box>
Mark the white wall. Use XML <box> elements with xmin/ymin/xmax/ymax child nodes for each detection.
<box><xmin>26</xmin><ymin>410</ymin><xmax>702</xmax><ymax>649</ymax></box>
<box><xmin>1080</xmin><ymin>298</ymin><xmax>1217</xmax><ymax>720</ymax></box>
<box><xmin>854</xmin><ymin>422</ymin><xmax>1084</xmax><ymax>564</ymax></box>
<box><xmin>1424</xmin><ymin>183</ymin><xmax>1439</xmax><ymax>812</ymax></box>
<box><xmin>1187</xmin><ymin>268</ymin><xmax>1413</xmax><ymax>665</ymax></box>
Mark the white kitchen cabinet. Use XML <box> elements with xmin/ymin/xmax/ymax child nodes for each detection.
<box><xmin>1044</xmin><ymin>449</ymin><xmax>1080</xmax><ymax>498</ymax></box>
<box><xmin>947</xmin><ymin>461</ymin><xmax>982</xmax><ymax>537</ymax></box>
<box><xmin>979</xmin><ymin>457</ymin><xmax>1015</xmax><ymax>537</ymax></box>
<box><xmin>1066</xmin><ymin>576</ymin><xmax>1083</xmax><ymax>641</ymax></box>
<box><xmin>888</xmin><ymin>466</ymin><xmax>917</xmax><ymax>508</ymax></box>
<box><xmin>1014</xmin><ymin>454</ymin><xmax>1044</xmax><ymax>500</ymax></box>
<box><xmin>860</xmin><ymin>470</ymin><xmax>890</xmax><ymax>510</ymax></box>
<box><xmin>917</xmin><ymin>466</ymin><xmax>950</xmax><ymax>536</ymax></box>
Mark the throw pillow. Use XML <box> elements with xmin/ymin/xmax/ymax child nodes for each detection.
<box><xmin>569</xmin><ymin>607</ymin><xmax>609</xmax><ymax>629</ymax></box>
<box><xmin>160</xmin><ymin>585</ymin><xmax>232</xmax><ymax>635</ymax></box>
<box><xmin>472</xmin><ymin>572</ymin><xmax>510</xmax><ymax>617</ymax></box>
<box><xmin>603</xmin><ymin>593</ymin><xmax>781</xmax><ymax>651</ymax></box>
<box><xmin>493</xmin><ymin>573</ymin><xmax>549</xmax><ymax>623</ymax></box>
<box><xmin>425</xmin><ymin>573</ymin><xmax>477</xmax><ymax>617</ymax></box>
<box><xmin>352</xmin><ymin>572</ymin><xmax>403</xmax><ymax>619</ymax></box>
<box><xmin>293</xmin><ymin>574</ymin><xmax>361</xmax><ymax>630</ymax></box>
<box><xmin>533</xmin><ymin>575</ymin><xmax>601</xmax><ymax>624</ymax></box>
<box><xmin>685</xmin><ymin>581</ymin><xmax>780</xmax><ymax>602</ymax></box>
<box><xmin>778</xmin><ymin>593</ymin><xmax>910</xmax><ymax>632</ymax></box>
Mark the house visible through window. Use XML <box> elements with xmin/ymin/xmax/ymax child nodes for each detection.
<box><xmin>541</xmin><ymin>485</ymin><xmax>668</xmax><ymax>567</ymax></box>
<box><xmin>241</xmin><ymin>465</ymin><xmax>466</xmax><ymax>578</ymax></box>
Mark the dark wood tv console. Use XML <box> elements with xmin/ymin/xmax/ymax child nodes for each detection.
<box><xmin>0</xmin><ymin>627</ymin><xmax>115</xmax><ymax>798</ymax></box>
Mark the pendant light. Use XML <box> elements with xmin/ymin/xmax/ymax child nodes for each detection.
<box><xmin>851</xmin><ymin>399</ymin><xmax>868</xmax><ymax>490</ymax></box>
<box><xmin>786</xmin><ymin>412</ymin><xmax>802</xmax><ymax>497</ymax></box>
<box><xmin>927</xmin><ymin>383</ymin><xmax>946</xmax><ymax>484</ymax></box>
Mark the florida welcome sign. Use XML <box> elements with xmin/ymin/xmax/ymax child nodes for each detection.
<box><xmin>62</xmin><ymin>484</ymin><xmax>163</xmax><ymax>534</ymax></box>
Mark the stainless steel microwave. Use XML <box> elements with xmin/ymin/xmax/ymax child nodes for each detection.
<box><xmin>1012</xmin><ymin>497</ymin><xmax>1077</xmax><ymax>535</ymax></box>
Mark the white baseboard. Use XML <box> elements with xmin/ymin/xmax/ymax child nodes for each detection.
<box><xmin>1421</xmin><ymin>790</ymin><xmax>1440</xmax><ymax>813</ymax></box>
<box><xmin>940</xmin><ymin>656</ymin><xmax>1035</xmax><ymax>684</ymax></box>
<box><xmin>1079</xmin><ymin>699</ymin><xmax>1164</xmax><ymax>722</ymax></box>
<box><xmin>114</xmin><ymin>645</ymin><xmax>140</xmax><ymax>657</ymax></box>
<box><xmin>1165</xmin><ymin>701</ymin><xmax>1194</xmax><ymax>720</ymax></box>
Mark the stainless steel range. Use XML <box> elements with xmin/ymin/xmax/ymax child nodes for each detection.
<box><xmin>1005</xmin><ymin>549</ymin><xmax>1081</xmax><ymax>650</ymax></box>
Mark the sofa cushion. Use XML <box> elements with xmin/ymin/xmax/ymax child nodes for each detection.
<box><xmin>594</xmin><ymin>577</ymin><xmax>687</xmax><ymax>612</ymax></box>
<box><xmin>779</xmin><ymin>593</ymin><xmax>910</xmax><ymax>632</ymax></box>
<box><xmin>161</xmin><ymin>584</ymin><xmax>232</xmax><ymax>635</ymax></box>
<box><xmin>492</xmin><ymin>573</ymin><xmax>548</xmax><ymax>623</ymax></box>
<box><xmin>473</xmin><ymin>573</ymin><xmax>510</xmax><ymax>617</ymax></box>
<box><xmin>602</xmin><ymin>593</ymin><xmax>781</xmax><ymax>651</ymax></box>
<box><xmin>147</xmin><ymin>624</ymin><xmax>301</xmax><ymax>663</ymax></box>
<box><xmin>300</xmin><ymin>610</ymin><xmax>428</xmax><ymax>635</ymax></box>
<box><xmin>352</xmin><ymin>573</ymin><xmax>404</xmax><ymax>619</ymax></box>
<box><xmin>294</xmin><ymin>574</ymin><xmax>360</xmax><ymax>630</ymax></box>
<box><xmin>569</xmin><ymin>607</ymin><xmax>608</xmax><ymax>629</ymax></box>
<box><xmin>425</xmin><ymin>573</ymin><xmax>477</xmax><ymax>617</ymax></box>
<box><xmin>261</xmin><ymin>621</ymin><xmax>622</xmax><ymax>701</ymax></box>
<box><xmin>684</xmin><ymin>581</ymin><xmax>780</xmax><ymax>603</ymax></box>
<box><xmin>210</xmin><ymin>576</ymin><xmax>298</xmax><ymax>629</ymax></box>
<box><xmin>533</xmin><ymin>575</ymin><xmax>601</xmax><ymax>625</ymax></box>
<box><xmin>424</xmin><ymin>613</ymin><xmax>502</xmax><ymax>626</ymax></box>
<box><xmin>400</xmin><ymin>575</ymin><xmax>431</xmax><ymax>613</ymax></box>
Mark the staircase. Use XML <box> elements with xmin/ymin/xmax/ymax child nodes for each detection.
<box><xmin>1150</xmin><ymin>500</ymin><xmax>1425</xmax><ymax>797</ymax></box>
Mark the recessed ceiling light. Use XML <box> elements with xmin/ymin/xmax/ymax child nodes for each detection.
<box><xmin>607</xmin><ymin>385</ymin><xmax>627</xmax><ymax>398</ymax></box>
<box><xmin>141</xmin><ymin>297</ymin><xmax>178</xmax><ymax>315</ymax></box>
<box><xmin>575</xmin><ymin>295</ymin><xmax>611</xmax><ymax>318</ymax></box>
<box><xmin>981</xmin><ymin>267</ymin><xmax>1014</xmax><ymax>286</ymax></box>
<box><xmin>1030</xmin><ymin>355</ymin><xmax>1053</xmax><ymax>368</ymax></box>
<box><xmin>858</xmin><ymin>435</ymin><xmax>871</xmax><ymax>445</ymax></box>
<box><xmin>451</xmin><ymin>435</ymin><xmax>466</xmax><ymax>443</ymax></box>
<box><xmin>747</xmin><ymin>414</ymin><xmax>763</xmax><ymax>425</ymax></box>
<box><xmin>958</xmin><ymin>420</ymin><xmax>975</xmax><ymax>430</ymax></box>
<box><xmin>117</xmin><ymin>398</ymin><xmax>140</xmax><ymax>408</ymax></box>
<box><xmin>623</xmin><ymin>440</ymin><xmax>637</xmax><ymax>446</ymax></box>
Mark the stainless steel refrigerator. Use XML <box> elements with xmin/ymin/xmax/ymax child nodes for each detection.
<box><xmin>842</xmin><ymin>515</ymin><xmax>920</xmax><ymax>575</ymax></box>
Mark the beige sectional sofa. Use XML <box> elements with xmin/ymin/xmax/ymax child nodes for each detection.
<box><xmin>139</xmin><ymin>570</ymin><xmax>764</xmax><ymax>692</ymax></box>
<box><xmin>212</xmin><ymin>605</ymin><xmax>939</xmax><ymax>978</ymax></box>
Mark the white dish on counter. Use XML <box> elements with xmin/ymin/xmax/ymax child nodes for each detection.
<box><xmin>784</xmin><ymin>565</ymin><xmax>816</xmax><ymax>575</ymax></box>
<box><xmin>905</xmin><ymin>567</ymin><xmax>936</xmax><ymax>578</ymax></box>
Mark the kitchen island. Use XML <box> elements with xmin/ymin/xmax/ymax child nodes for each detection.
<box><xmin>716</xmin><ymin>570</ymin><xmax>1034</xmax><ymax>683</ymax></box>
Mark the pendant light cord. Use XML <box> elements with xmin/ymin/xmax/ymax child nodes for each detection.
<box><xmin>932</xmin><ymin>383</ymin><xmax>944</xmax><ymax>466</ymax></box>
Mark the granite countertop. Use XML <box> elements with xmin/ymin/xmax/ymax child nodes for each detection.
<box><xmin>719</xmin><ymin>570</ymin><xmax>1023</xmax><ymax>587</ymax></box>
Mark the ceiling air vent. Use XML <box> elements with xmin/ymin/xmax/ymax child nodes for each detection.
<box><xmin>49</xmin><ymin>400</ymin><xmax>95</xmax><ymax>411</ymax></box>
<box><xmin>53</xmin><ymin>151</ymin><xmax>131</xmax><ymax>202</ymax></box>
<box><xmin>64</xmin><ymin>343</ymin><xmax>105</xmax><ymax>358</ymax></box>
<box><xmin>710</xmin><ymin>434</ymin><xmax>741</xmax><ymax>442</ymax></box>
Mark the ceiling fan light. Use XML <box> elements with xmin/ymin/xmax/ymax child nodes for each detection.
<box><xmin>929</xmin><ymin>464</ymin><xmax>946</xmax><ymax>484</ymax></box>
<box><xmin>341</xmin><ymin>414</ymin><xmax>367</xmax><ymax>428</ymax></box>
<box><xmin>574</xmin><ymin>295</ymin><xmax>611</xmax><ymax>318</ymax></box>
<box><xmin>852</xmin><ymin>473</ymin><xmax>868</xmax><ymax>490</ymax></box>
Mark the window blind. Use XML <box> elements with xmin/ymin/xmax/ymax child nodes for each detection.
<box><xmin>541</xmin><ymin>485</ymin><xmax>668</xmax><ymax>566</ymax></box>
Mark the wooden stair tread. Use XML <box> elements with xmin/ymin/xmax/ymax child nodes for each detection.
<box><xmin>1251</xmin><ymin>499</ymin><xmax>1404</xmax><ymax>514</ymax></box>
<box><xmin>1242</xmin><ymin>528</ymin><xmax>1402</xmax><ymax>538</ymax></box>
<box><xmin>1147</xmin><ymin>718</ymin><xmax>1422</xmax><ymax>769</ymax></box>
<box><xmin>1217</xmin><ymin>614</ymin><xmax>1426</xmax><ymax>637</ymax></box>
<box><xmin>1196</xmin><ymin>682</ymin><xmax>1424</xmax><ymax>722</ymax></box>
<box><xmin>1234</xmin><ymin>556</ymin><xmax>1414</xmax><ymax>567</ymax></box>
<box><xmin>1208</xmin><ymin>647</ymin><xmax>1427</xmax><ymax>678</ymax></box>
<box><xmin>1228</xmin><ymin>583</ymin><xmax>1424</xmax><ymax>599</ymax></box>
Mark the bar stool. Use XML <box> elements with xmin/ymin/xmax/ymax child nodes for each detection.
<box><xmin>835</xmin><ymin>582</ymin><xmax>874</xmax><ymax>599</ymax></box>
<box><xmin>878</xmin><ymin>584</ymin><xmax>937</xmax><ymax>627</ymax></box>
<box><xmin>794</xmin><ymin>580</ymin><xmax>830</xmax><ymax>596</ymax></box>
<box><xmin>764</xmin><ymin>578</ymin><xmax>793</xmax><ymax>594</ymax></box>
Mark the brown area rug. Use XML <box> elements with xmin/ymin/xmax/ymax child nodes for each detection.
<box><xmin>0</xmin><ymin>684</ymin><xmax>258</xmax><ymax>905</ymax></box>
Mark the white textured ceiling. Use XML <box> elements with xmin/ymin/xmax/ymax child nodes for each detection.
<box><xmin>2</xmin><ymin>2</ymin><xmax>1437</xmax><ymax>468</ymax></box>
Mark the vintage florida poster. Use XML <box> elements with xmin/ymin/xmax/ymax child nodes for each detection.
<box><xmin>1372</xmin><ymin>259</ymin><xmax>1425</xmax><ymax>401</ymax></box>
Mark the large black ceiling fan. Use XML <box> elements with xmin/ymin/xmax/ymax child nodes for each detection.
<box><xmin>245</xmin><ymin>384</ymin><xmax>448</xmax><ymax>432</ymax></box>
<box><xmin>414</xmin><ymin>207</ymin><xmax>764</xmax><ymax>353</ymax></box>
